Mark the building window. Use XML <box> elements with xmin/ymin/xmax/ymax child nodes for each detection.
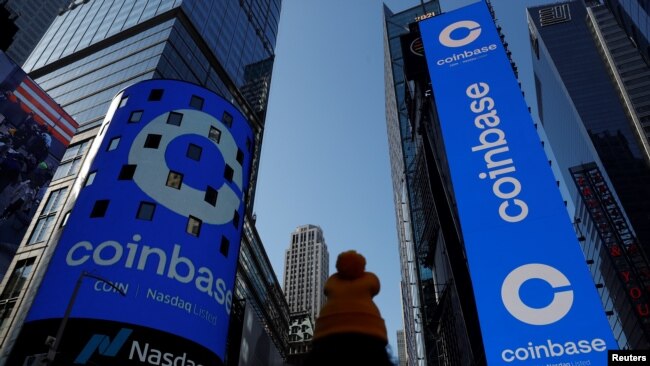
<box><xmin>0</xmin><ymin>257</ymin><xmax>35</xmax><ymax>327</ymax></box>
<box><xmin>205</xmin><ymin>186</ymin><xmax>218</xmax><ymax>206</ymax></box>
<box><xmin>209</xmin><ymin>126</ymin><xmax>221</xmax><ymax>143</ymax></box>
<box><xmin>118</xmin><ymin>96</ymin><xmax>128</xmax><ymax>108</ymax></box>
<box><xmin>129</xmin><ymin>110</ymin><xmax>143</xmax><ymax>123</ymax></box>
<box><xmin>187</xmin><ymin>216</ymin><xmax>202</xmax><ymax>236</ymax></box>
<box><xmin>107</xmin><ymin>136</ymin><xmax>120</xmax><ymax>151</ymax></box>
<box><xmin>0</xmin><ymin>299</ymin><xmax>16</xmax><ymax>330</ymax></box>
<box><xmin>167</xmin><ymin>112</ymin><xmax>183</xmax><ymax>126</ymax></box>
<box><xmin>187</xmin><ymin>143</ymin><xmax>202</xmax><ymax>161</ymax></box>
<box><xmin>236</xmin><ymin>148</ymin><xmax>244</xmax><ymax>165</ymax></box>
<box><xmin>28</xmin><ymin>187</ymin><xmax>68</xmax><ymax>244</ymax></box>
<box><xmin>222</xmin><ymin>111</ymin><xmax>233</xmax><ymax>127</ymax></box>
<box><xmin>90</xmin><ymin>200</ymin><xmax>109</xmax><ymax>218</ymax></box>
<box><xmin>144</xmin><ymin>134</ymin><xmax>162</xmax><ymax>149</ymax></box>
<box><xmin>118</xmin><ymin>165</ymin><xmax>137</xmax><ymax>180</ymax></box>
<box><xmin>52</xmin><ymin>140</ymin><xmax>91</xmax><ymax>181</ymax></box>
<box><xmin>224</xmin><ymin>164</ymin><xmax>234</xmax><ymax>182</ymax></box>
<box><xmin>166</xmin><ymin>171</ymin><xmax>183</xmax><ymax>189</ymax></box>
<box><xmin>190</xmin><ymin>95</ymin><xmax>204</xmax><ymax>110</ymax></box>
<box><xmin>85</xmin><ymin>171</ymin><xmax>97</xmax><ymax>187</ymax></box>
<box><xmin>220</xmin><ymin>236</ymin><xmax>229</xmax><ymax>257</ymax></box>
<box><xmin>148</xmin><ymin>89</ymin><xmax>163</xmax><ymax>101</ymax></box>
<box><xmin>136</xmin><ymin>202</ymin><xmax>156</xmax><ymax>221</ymax></box>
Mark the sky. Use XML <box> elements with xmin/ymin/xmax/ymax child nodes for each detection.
<box><xmin>253</xmin><ymin>0</ymin><xmax>553</xmax><ymax>355</ymax></box>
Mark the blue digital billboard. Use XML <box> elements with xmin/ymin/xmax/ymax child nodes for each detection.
<box><xmin>420</xmin><ymin>2</ymin><xmax>617</xmax><ymax>364</ymax></box>
<box><xmin>13</xmin><ymin>80</ymin><xmax>254</xmax><ymax>365</ymax></box>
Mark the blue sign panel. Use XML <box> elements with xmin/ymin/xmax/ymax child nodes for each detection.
<box><xmin>420</xmin><ymin>2</ymin><xmax>616</xmax><ymax>364</ymax></box>
<box><xmin>21</xmin><ymin>80</ymin><xmax>254</xmax><ymax>365</ymax></box>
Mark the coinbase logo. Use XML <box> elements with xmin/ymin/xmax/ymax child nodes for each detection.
<box><xmin>439</xmin><ymin>20</ymin><xmax>481</xmax><ymax>47</ymax></box>
<box><xmin>435</xmin><ymin>19</ymin><xmax>495</xmax><ymax>66</ymax></box>
<box><xmin>129</xmin><ymin>109</ymin><xmax>243</xmax><ymax>225</ymax></box>
<box><xmin>501</xmin><ymin>263</ymin><xmax>574</xmax><ymax>326</ymax></box>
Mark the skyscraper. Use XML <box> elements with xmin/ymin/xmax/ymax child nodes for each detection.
<box><xmin>283</xmin><ymin>224</ymin><xmax>329</xmax><ymax>325</ymax></box>
<box><xmin>528</xmin><ymin>0</ymin><xmax>650</xmax><ymax>348</ymax></box>
<box><xmin>1</xmin><ymin>0</ymin><xmax>71</xmax><ymax>65</ymax></box>
<box><xmin>383</xmin><ymin>1</ymin><xmax>485</xmax><ymax>364</ymax></box>
<box><xmin>605</xmin><ymin>0</ymin><xmax>650</xmax><ymax>67</ymax></box>
<box><xmin>0</xmin><ymin>0</ymin><xmax>284</xmax><ymax>364</ymax></box>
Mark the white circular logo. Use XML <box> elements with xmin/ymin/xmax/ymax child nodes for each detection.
<box><xmin>501</xmin><ymin>263</ymin><xmax>574</xmax><ymax>326</ymax></box>
<box><xmin>439</xmin><ymin>20</ymin><xmax>481</xmax><ymax>48</ymax></box>
<box><xmin>128</xmin><ymin>109</ymin><xmax>243</xmax><ymax>225</ymax></box>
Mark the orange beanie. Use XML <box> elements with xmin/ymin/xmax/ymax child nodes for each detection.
<box><xmin>312</xmin><ymin>250</ymin><xmax>388</xmax><ymax>344</ymax></box>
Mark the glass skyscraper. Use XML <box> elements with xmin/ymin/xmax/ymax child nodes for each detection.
<box><xmin>528</xmin><ymin>0</ymin><xmax>650</xmax><ymax>348</ymax></box>
<box><xmin>383</xmin><ymin>1</ymin><xmax>486</xmax><ymax>364</ymax></box>
<box><xmin>605</xmin><ymin>0</ymin><xmax>650</xmax><ymax>66</ymax></box>
<box><xmin>1</xmin><ymin>0</ymin><xmax>71</xmax><ymax>65</ymax></box>
<box><xmin>0</xmin><ymin>0</ymin><xmax>285</xmax><ymax>364</ymax></box>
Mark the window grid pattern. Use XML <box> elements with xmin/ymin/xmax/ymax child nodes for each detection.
<box><xmin>28</xmin><ymin>187</ymin><xmax>69</xmax><ymax>244</ymax></box>
<box><xmin>0</xmin><ymin>257</ymin><xmax>36</xmax><ymax>331</ymax></box>
<box><xmin>52</xmin><ymin>140</ymin><xmax>91</xmax><ymax>181</ymax></box>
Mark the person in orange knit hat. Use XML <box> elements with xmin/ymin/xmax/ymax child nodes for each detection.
<box><xmin>305</xmin><ymin>250</ymin><xmax>394</xmax><ymax>366</ymax></box>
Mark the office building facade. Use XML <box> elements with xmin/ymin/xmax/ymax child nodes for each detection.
<box><xmin>383</xmin><ymin>1</ymin><xmax>486</xmax><ymax>365</ymax></box>
<box><xmin>283</xmin><ymin>224</ymin><xmax>329</xmax><ymax>325</ymax></box>
<box><xmin>1</xmin><ymin>0</ymin><xmax>71</xmax><ymax>65</ymax></box>
<box><xmin>0</xmin><ymin>0</ymin><xmax>284</xmax><ymax>364</ymax></box>
<box><xmin>527</xmin><ymin>0</ymin><xmax>650</xmax><ymax>348</ymax></box>
<box><xmin>604</xmin><ymin>0</ymin><xmax>650</xmax><ymax>67</ymax></box>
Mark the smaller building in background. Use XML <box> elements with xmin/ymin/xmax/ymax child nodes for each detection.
<box><xmin>397</xmin><ymin>329</ymin><xmax>407</xmax><ymax>366</ymax></box>
<box><xmin>286</xmin><ymin>311</ymin><xmax>314</xmax><ymax>365</ymax></box>
<box><xmin>282</xmin><ymin>224</ymin><xmax>329</xmax><ymax>364</ymax></box>
<box><xmin>283</xmin><ymin>224</ymin><xmax>329</xmax><ymax>324</ymax></box>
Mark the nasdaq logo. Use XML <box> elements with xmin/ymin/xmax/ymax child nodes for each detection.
<box><xmin>75</xmin><ymin>328</ymin><xmax>132</xmax><ymax>364</ymax></box>
<box><xmin>439</xmin><ymin>20</ymin><xmax>481</xmax><ymax>47</ymax></box>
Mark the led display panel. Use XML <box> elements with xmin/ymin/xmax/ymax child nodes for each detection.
<box><xmin>420</xmin><ymin>2</ymin><xmax>617</xmax><ymax>364</ymax></box>
<box><xmin>9</xmin><ymin>80</ymin><xmax>253</xmax><ymax>366</ymax></box>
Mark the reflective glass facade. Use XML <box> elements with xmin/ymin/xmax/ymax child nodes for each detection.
<box><xmin>528</xmin><ymin>1</ymin><xmax>650</xmax><ymax>258</ymax></box>
<box><xmin>605</xmin><ymin>0</ymin><xmax>650</xmax><ymax>65</ymax></box>
<box><xmin>2</xmin><ymin>0</ymin><xmax>70</xmax><ymax>66</ymax></box>
<box><xmin>528</xmin><ymin>0</ymin><xmax>650</xmax><ymax>348</ymax></box>
<box><xmin>23</xmin><ymin>0</ymin><xmax>279</xmax><ymax>132</ymax></box>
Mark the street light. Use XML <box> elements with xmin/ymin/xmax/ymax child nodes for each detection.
<box><xmin>44</xmin><ymin>271</ymin><xmax>126</xmax><ymax>364</ymax></box>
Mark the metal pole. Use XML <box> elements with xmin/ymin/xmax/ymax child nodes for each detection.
<box><xmin>44</xmin><ymin>271</ymin><xmax>125</xmax><ymax>364</ymax></box>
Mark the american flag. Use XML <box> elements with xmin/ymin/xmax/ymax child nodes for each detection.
<box><xmin>11</xmin><ymin>76</ymin><xmax>78</xmax><ymax>145</ymax></box>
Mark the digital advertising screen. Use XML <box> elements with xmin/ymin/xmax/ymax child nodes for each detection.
<box><xmin>420</xmin><ymin>2</ymin><xmax>617</xmax><ymax>365</ymax></box>
<box><xmin>0</xmin><ymin>50</ymin><xmax>77</xmax><ymax>256</ymax></box>
<box><xmin>9</xmin><ymin>79</ymin><xmax>254</xmax><ymax>366</ymax></box>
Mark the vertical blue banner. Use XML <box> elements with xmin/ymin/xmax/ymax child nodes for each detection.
<box><xmin>420</xmin><ymin>2</ymin><xmax>616</xmax><ymax>365</ymax></box>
